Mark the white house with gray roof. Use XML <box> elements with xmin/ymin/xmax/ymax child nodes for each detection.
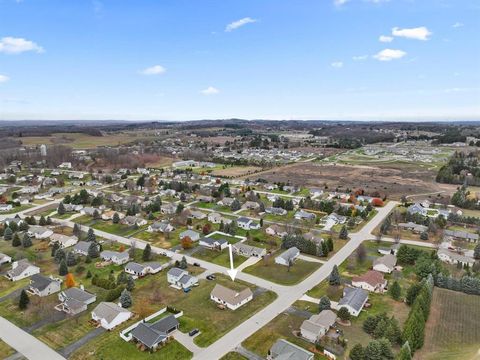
<box><xmin>167</xmin><ymin>268</ymin><xmax>198</xmax><ymax>290</ymax></box>
<box><xmin>100</xmin><ymin>250</ymin><xmax>130</xmax><ymax>265</ymax></box>
<box><xmin>232</xmin><ymin>243</ymin><xmax>266</xmax><ymax>258</ymax></box>
<box><xmin>373</xmin><ymin>254</ymin><xmax>397</xmax><ymax>274</ymax></box>
<box><xmin>199</xmin><ymin>237</ymin><xmax>228</xmax><ymax>250</ymax></box>
<box><xmin>275</xmin><ymin>247</ymin><xmax>300</xmax><ymax>266</ymax></box>
<box><xmin>268</xmin><ymin>339</ymin><xmax>314</xmax><ymax>360</ymax></box>
<box><xmin>300</xmin><ymin>310</ymin><xmax>337</xmax><ymax>343</ymax></box>
<box><xmin>5</xmin><ymin>260</ymin><xmax>40</xmax><ymax>281</ymax></box>
<box><xmin>28</xmin><ymin>274</ymin><xmax>61</xmax><ymax>297</ymax></box>
<box><xmin>124</xmin><ymin>262</ymin><xmax>163</xmax><ymax>278</ymax></box>
<box><xmin>237</xmin><ymin>217</ymin><xmax>260</xmax><ymax>230</ymax></box>
<box><xmin>91</xmin><ymin>302</ymin><xmax>132</xmax><ymax>330</ymax></box>
<box><xmin>0</xmin><ymin>253</ymin><xmax>12</xmax><ymax>265</ymax></box>
<box><xmin>131</xmin><ymin>314</ymin><xmax>179</xmax><ymax>350</ymax></box>
<box><xmin>338</xmin><ymin>287</ymin><xmax>369</xmax><ymax>317</ymax></box>
<box><xmin>179</xmin><ymin>229</ymin><xmax>200</xmax><ymax>242</ymax></box>
<box><xmin>56</xmin><ymin>287</ymin><xmax>97</xmax><ymax>315</ymax></box>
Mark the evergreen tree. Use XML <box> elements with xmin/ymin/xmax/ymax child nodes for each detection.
<box><xmin>12</xmin><ymin>233</ymin><xmax>21</xmax><ymax>247</ymax></box>
<box><xmin>339</xmin><ymin>225</ymin><xmax>349</xmax><ymax>240</ymax></box>
<box><xmin>319</xmin><ymin>296</ymin><xmax>331</xmax><ymax>311</ymax></box>
<box><xmin>396</xmin><ymin>342</ymin><xmax>412</xmax><ymax>360</ymax></box>
<box><xmin>389</xmin><ymin>281</ymin><xmax>402</xmax><ymax>300</ymax></box>
<box><xmin>54</xmin><ymin>248</ymin><xmax>66</xmax><ymax>263</ymax></box>
<box><xmin>22</xmin><ymin>233</ymin><xmax>32</xmax><ymax>248</ymax></box>
<box><xmin>337</xmin><ymin>307</ymin><xmax>351</xmax><ymax>321</ymax></box>
<box><xmin>329</xmin><ymin>265</ymin><xmax>341</xmax><ymax>285</ymax></box>
<box><xmin>88</xmin><ymin>242</ymin><xmax>99</xmax><ymax>258</ymax></box>
<box><xmin>117</xmin><ymin>271</ymin><xmax>128</xmax><ymax>285</ymax></box>
<box><xmin>73</xmin><ymin>223</ymin><xmax>81</xmax><ymax>237</ymax></box>
<box><xmin>120</xmin><ymin>289</ymin><xmax>132</xmax><ymax>308</ymax></box>
<box><xmin>46</xmin><ymin>216</ymin><xmax>52</xmax><ymax>225</ymax></box>
<box><xmin>474</xmin><ymin>243</ymin><xmax>480</xmax><ymax>260</ymax></box>
<box><xmin>3</xmin><ymin>227</ymin><xmax>13</xmax><ymax>241</ymax></box>
<box><xmin>142</xmin><ymin>244</ymin><xmax>151</xmax><ymax>261</ymax></box>
<box><xmin>349</xmin><ymin>344</ymin><xmax>365</xmax><ymax>360</ymax></box>
<box><xmin>230</xmin><ymin>199</ymin><xmax>241</xmax><ymax>211</ymax></box>
<box><xmin>364</xmin><ymin>340</ymin><xmax>383</xmax><ymax>360</ymax></box>
<box><xmin>326</xmin><ymin>237</ymin><xmax>334</xmax><ymax>252</ymax></box>
<box><xmin>18</xmin><ymin>289</ymin><xmax>30</xmax><ymax>310</ymax></box>
<box><xmin>59</xmin><ymin>259</ymin><xmax>69</xmax><ymax>276</ymax></box>
<box><xmin>93</xmin><ymin>210</ymin><xmax>100</xmax><ymax>220</ymax></box>
<box><xmin>51</xmin><ymin>242</ymin><xmax>60</xmax><ymax>257</ymax></box>
<box><xmin>126</xmin><ymin>275</ymin><xmax>135</xmax><ymax>291</ymax></box>
<box><xmin>39</xmin><ymin>215</ymin><xmax>46</xmax><ymax>226</ymax></box>
<box><xmin>112</xmin><ymin>212</ymin><xmax>120</xmax><ymax>224</ymax></box>
<box><xmin>378</xmin><ymin>338</ymin><xmax>394</xmax><ymax>360</ymax></box>
<box><xmin>66</xmin><ymin>251</ymin><xmax>77</xmax><ymax>266</ymax></box>
<box><xmin>87</xmin><ymin>228</ymin><xmax>96</xmax><ymax>242</ymax></box>
<box><xmin>57</xmin><ymin>202</ymin><xmax>66</xmax><ymax>215</ymax></box>
<box><xmin>179</xmin><ymin>256</ymin><xmax>188</xmax><ymax>269</ymax></box>
<box><xmin>19</xmin><ymin>221</ymin><xmax>29</xmax><ymax>231</ymax></box>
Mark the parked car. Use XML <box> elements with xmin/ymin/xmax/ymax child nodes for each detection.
<box><xmin>189</xmin><ymin>328</ymin><xmax>199</xmax><ymax>337</ymax></box>
<box><xmin>206</xmin><ymin>274</ymin><xmax>216</xmax><ymax>281</ymax></box>
<box><xmin>193</xmin><ymin>262</ymin><xmax>201</xmax><ymax>267</ymax></box>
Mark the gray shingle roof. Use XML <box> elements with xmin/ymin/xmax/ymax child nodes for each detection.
<box><xmin>338</xmin><ymin>287</ymin><xmax>368</xmax><ymax>312</ymax></box>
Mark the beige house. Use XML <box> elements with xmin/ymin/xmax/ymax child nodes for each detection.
<box><xmin>210</xmin><ymin>284</ymin><xmax>253</xmax><ymax>310</ymax></box>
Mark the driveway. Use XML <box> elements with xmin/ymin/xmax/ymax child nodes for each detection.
<box><xmin>58</xmin><ymin>327</ymin><xmax>105</xmax><ymax>358</ymax></box>
<box><xmin>0</xmin><ymin>317</ymin><xmax>66</xmax><ymax>360</ymax></box>
<box><xmin>174</xmin><ymin>330</ymin><xmax>202</xmax><ymax>355</ymax></box>
<box><xmin>25</xmin><ymin>311</ymin><xmax>67</xmax><ymax>333</ymax></box>
<box><xmin>235</xmin><ymin>345</ymin><xmax>264</xmax><ymax>360</ymax></box>
<box><xmin>0</xmin><ymin>287</ymin><xmax>26</xmax><ymax>304</ymax></box>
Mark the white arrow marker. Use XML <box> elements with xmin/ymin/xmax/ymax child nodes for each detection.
<box><xmin>227</xmin><ymin>244</ymin><xmax>238</xmax><ymax>281</ymax></box>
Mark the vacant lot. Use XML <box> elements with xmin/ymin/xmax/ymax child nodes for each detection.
<box><xmin>255</xmin><ymin>162</ymin><xmax>457</xmax><ymax>200</ymax></box>
<box><xmin>212</xmin><ymin>165</ymin><xmax>262</xmax><ymax>177</ymax></box>
<box><xmin>416</xmin><ymin>288</ymin><xmax>480</xmax><ymax>360</ymax></box>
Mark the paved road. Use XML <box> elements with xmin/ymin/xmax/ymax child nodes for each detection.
<box><xmin>192</xmin><ymin>201</ymin><xmax>399</xmax><ymax>360</ymax></box>
<box><xmin>0</xmin><ymin>317</ymin><xmax>66</xmax><ymax>360</ymax></box>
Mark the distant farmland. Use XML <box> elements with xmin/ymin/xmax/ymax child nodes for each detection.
<box><xmin>417</xmin><ymin>288</ymin><xmax>480</xmax><ymax>360</ymax></box>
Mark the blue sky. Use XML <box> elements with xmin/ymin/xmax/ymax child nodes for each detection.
<box><xmin>0</xmin><ymin>0</ymin><xmax>479</xmax><ymax>121</ymax></box>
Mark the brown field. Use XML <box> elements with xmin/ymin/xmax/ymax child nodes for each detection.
<box><xmin>252</xmin><ymin>162</ymin><xmax>457</xmax><ymax>200</ymax></box>
<box><xmin>415</xmin><ymin>288</ymin><xmax>480</xmax><ymax>360</ymax></box>
<box><xmin>212</xmin><ymin>166</ymin><xmax>262</xmax><ymax>177</ymax></box>
<box><xmin>200</xmin><ymin>136</ymin><xmax>237</xmax><ymax>145</ymax></box>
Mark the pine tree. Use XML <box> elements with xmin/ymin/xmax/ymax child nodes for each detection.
<box><xmin>73</xmin><ymin>223</ymin><xmax>81</xmax><ymax>237</ymax></box>
<box><xmin>88</xmin><ymin>242</ymin><xmax>99</xmax><ymax>258</ymax></box>
<box><xmin>117</xmin><ymin>271</ymin><xmax>128</xmax><ymax>285</ymax></box>
<box><xmin>179</xmin><ymin>256</ymin><xmax>188</xmax><ymax>269</ymax></box>
<box><xmin>329</xmin><ymin>265</ymin><xmax>341</xmax><ymax>285</ymax></box>
<box><xmin>112</xmin><ymin>212</ymin><xmax>120</xmax><ymax>224</ymax></box>
<box><xmin>142</xmin><ymin>244</ymin><xmax>151</xmax><ymax>261</ymax></box>
<box><xmin>87</xmin><ymin>228</ymin><xmax>96</xmax><ymax>242</ymax></box>
<box><xmin>66</xmin><ymin>251</ymin><xmax>77</xmax><ymax>266</ymax></box>
<box><xmin>3</xmin><ymin>227</ymin><xmax>13</xmax><ymax>241</ymax></box>
<box><xmin>59</xmin><ymin>259</ymin><xmax>69</xmax><ymax>276</ymax></box>
<box><xmin>337</xmin><ymin>307</ymin><xmax>351</xmax><ymax>321</ymax></box>
<box><xmin>339</xmin><ymin>225</ymin><xmax>349</xmax><ymax>240</ymax></box>
<box><xmin>326</xmin><ymin>237</ymin><xmax>334</xmax><ymax>252</ymax></box>
<box><xmin>126</xmin><ymin>275</ymin><xmax>135</xmax><ymax>291</ymax></box>
<box><xmin>389</xmin><ymin>281</ymin><xmax>402</xmax><ymax>300</ymax></box>
<box><xmin>18</xmin><ymin>289</ymin><xmax>30</xmax><ymax>310</ymax></box>
<box><xmin>474</xmin><ymin>243</ymin><xmax>480</xmax><ymax>260</ymax></box>
<box><xmin>46</xmin><ymin>216</ymin><xmax>52</xmax><ymax>225</ymax></box>
<box><xmin>51</xmin><ymin>242</ymin><xmax>60</xmax><ymax>257</ymax></box>
<box><xmin>349</xmin><ymin>344</ymin><xmax>365</xmax><ymax>360</ymax></box>
<box><xmin>22</xmin><ymin>233</ymin><xmax>32</xmax><ymax>248</ymax></box>
<box><xmin>39</xmin><ymin>215</ymin><xmax>47</xmax><ymax>226</ymax></box>
<box><xmin>365</xmin><ymin>340</ymin><xmax>383</xmax><ymax>360</ymax></box>
<box><xmin>319</xmin><ymin>296</ymin><xmax>331</xmax><ymax>311</ymax></box>
<box><xmin>120</xmin><ymin>289</ymin><xmax>132</xmax><ymax>308</ymax></box>
<box><xmin>378</xmin><ymin>338</ymin><xmax>394</xmax><ymax>360</ymax></box>
<box><xmin>57</xmin><ymin>202</ymin><xmax>66</xmax><ymax>215</ymax></box>
<box><xmin>12</xmin><ymin>233</ymin><xmax>21</xmax><ymax>247</ymax></box>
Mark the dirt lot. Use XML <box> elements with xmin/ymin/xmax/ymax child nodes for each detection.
<box><xmin>416</xmin><ymin>288</ymin><xmax>480</xmax><ymax>360</ymax></box>
<box><xmin>252</xmin><ymin>162</ymin><xmax>457</xmax><ymax>200</ymax></box>
<box><xmin>212</xmin><ymin>165</ymin><xmax>262</xmax><ymax>177</ymax></box>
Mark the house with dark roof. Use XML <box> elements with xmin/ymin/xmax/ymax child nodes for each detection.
<box><xmin>167</xmin><ymin>268</ymin><xmax>198</xmax><ymax>290</ymax></box>
<box><xmin>199</xmin><ymin>237</ymin><xmax>228</xmax><ymax>250</ymax></box>
<box><xmin>125</xmin><ymin>262</ymin><xmax>163</xmax><ymax>278</ymax></box>
<box><xmin>131</xmin><ymin>315</ymin><xmax>179</xmax><ymax>350</ymax></box>
<box><xmin>338</xmin><ymin>287</ymin><xmax>368</xmax><ymax>317</ymax></box>
<box><xmin>148</xmin><ymin>220</ymin><xmax>175</xmax><ymax>233</ymax></box>
<box><xmin>236</xmin><ymin>217</ymin><xmax>260</xmax><ymax>230</ymax></box>
<box><xmin>56</xmin><ymin>287</ymin><xmax>96</xmax><ymax>315</ymax></box>
<box><xmin>28</xmin><ymin>274</ymin><xmax>62</xmax><ymax>297</ymax></box>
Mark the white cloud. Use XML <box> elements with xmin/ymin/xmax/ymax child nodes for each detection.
<box><xmin>352</xmin><ymin>55</ymin><xmax>368</xmax><ymax>61</ymax></box>
<box><xmin>200</xmin><ymin>86</ymin><xmax>220</xmax><ymax>95</ymax></box>
<box><xmin>373</xmin><ymin>48</ymin><xmax>406</xmax><ymax>61</ymax></box>
<box><xmin>334</xmin><ymin>0</ymin><xmax>350</xmax><ymax>6</ymax></box>
<box><xmin>392</xmin><ymin>26</ymin><xmax>432</xmax><ymax>41</ymax></box>
<box><xmin>140</xmin><ymin>65</ymin><xmax>166</xmax><ymax>75</ymax></box>
<box><xmin>0</xmin><ymin>37</ymin><xmax>44</xmax><ymax>54</ymax></box>
<box><xmin>225</xmin><ymin>17</ymin><xmax>257</xmax><ymax>32</ymax></box>
<box><xmin>379</xmin><ymin>35</ymin><xmax>393</xmax><ymax>43</ymax></box>
<box><xmin>452</xmin><ymin>22</ymin><xmax>464</xmax><ymax>28</ymax></box>
<box><xmin>0</xmin><ymin>74</ymin><xmax>9</xmax><ymax>83</ymax></box>
<box><xmin>331</xmin><ymin>61</ymin><xmax>343</xmax><ymax>68</ymax></box>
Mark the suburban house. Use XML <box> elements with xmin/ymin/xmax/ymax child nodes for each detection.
<box><xmin>0</xmin><ymin>253</ymin><xmax>12</xmax><ymax>265</ymax></box>
<box><xmin>232</xmin><ymin>243</ymin><xmax>267</xmax><ymax>258</ymax></box>
<box><xmin>352</xmin><ymin>270</ymin><xmax>387</xmax><ymax>293</ymax></box>
<box><xmin>5</xmin><ymin>260</ymin><xmax>40</xmax><ymax>281</ymax></box>
<box><xmin>242</xmin><ymin>201</ymin><xmax>260</xmax><ymax>210</ymax></box>
<box><xmin>338</xmin><ymin>287</ymin><xmax>369</xmax><ymax>317</ymax></box>
<box><xmin>73</xmin><ymin>241</ymin><xmax>96</xmax><ymax>256</ymax></box>
<box><xmin>121</xmin><ymin>216</ymin><xmax>147</xmax><ymax>227</ymax></box>
<box><xmin>275</xmin><ymin>247</ymin><xmax>300</xmax><ymax>266</ymax></box>
<box><xmin>268</xmin><ymin>339</ymin><xmax>314</xmax><ymax>360</ymax></box>
<box><xmin>27</xmin><ymin>225</ymin><xmax>54</xmax><ymax>239</ymax></box>
<box><xmin>3</xmin><ymin>217</ymin><xmax>25</xmax><ymax>227</ymax></box>
<box><xmin>265</xmin><ymin>224</ymin><xmax>288</xmax><ymax>238</ymax></box>
<box><xmin>131</xmin><ymin>315</ymin><xmax>179</xmax><ymax>351</ymax></box>
<box><xmin>373</xmin><ymin>254</ymin><xmax>397</xmax><ymax>274</ymax></box>
<box><xmin>160</xmin><ymin>203</ymin><xmax>177</xmax><ymax>215</ymax></box>
<box><xmin>125</xmin><ymin>262</ymin><xmax>163</xmax><ymax>278</ymax></box>
<box><xmin>208</xmin><ymin>212</ymin><xmax>233</xmax><ymax>225</ymax></box>
<box><xmin>437</xmin><ymin>248</ymin><xmax>475</xmax><ymax>267</ymax></box>
<box><xmin>210</xmin><ymin>284</ymin><xmax>253</xmax><ymax>310</ymax></box>
<box><xmin>167</xmin><ymin>268</ymin><xmax>198</xmax><ymax>290</ymax></box>
<box><xmin>148</xmin><ymin>220</ymin><xmax>175</xmax><ymax>233</ymax></box>
<box><xmin>265</xmin><ymin>207</ymin><xmax>287</xmax><ymax>216</ymax></box>
<box><xmin>199</xmin><ymin>237</ymin><xmax>228</xmax><ymax>250</ymax></box>
<box><xmin>101</xmin><ymin>210</ymin><xmax>125</xmax><ymax>221</ymax></box>
<box><xmin>294</xmin><ymin>210</ymin><xmax>316</xmax><ymax>221</ymax></box>
<box><xmin>187</xmin><ymin>210</ymin><xmax>206</xmax><ymax>220</ymax></box>
<box><xmin>179</xmin><ymin>229</ymin><xmax>200</xmax><ymax>242</ymax></box>
<box><xmin>82</xmin><ymin>207</ymin><xmax>102</xmax><ymax>217</ymax></box>
<box><xmin>444</xmin><ymin>229</ymin><xmax>479</xmax><ymax>242</ymax></box>
<box><xmin>91</xmin><ymin>302</ymin><xmax>132</xmax><ymax>330</ymax></box>
<box><xmin>0</xmin><ymin>204</ymin><xmax>13</xmax><ymax>212</ymax></box>
<box><xmin>236</xmin><ymin>217</ymin><xmax>260</xmax><ymax>230</ymax></box>
<box><xmin>49</xmin><ymin>233</ymin><xmax>78</xmax><ymax>249</ymax></box>
<box><xmin>197</xmin><ymin>195</ymin><xmax>214</xmax><ymax>203</ymax></box>
<box><xmin>217</xmin><ymin>197</ymin><xmax>235</xmax><ymax>206</ymax></box>
<box><xmin>56</xmin><ymin>287</ymin><xmax>97</xmax><ymax>315</ymax></box>
<box><xmin>100</xmin><ymin>250</ymin><xmax>130</xmax><ymax>265</ymax></box>
<box><xmin>300</xmin><ymin>310</ymin><xmax>337</xmax><ymax>343</ymax></box>
<box><xmin>28</xmin><ymin>274</ymin><xmax>62</xmax><ymax>297</ymax></box>
<box><xmin>378</xmin><ymin>243</ymin><xmax>401</xmax><ymax>256</ymax></box>
<box><xmin>398</xmin><ymin>222</ymin><xmax>428</xmax><ymax>234</ymax></box>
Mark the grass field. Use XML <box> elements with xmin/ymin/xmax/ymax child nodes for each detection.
<box><xmin>0</xmin><ymin>340</ymin><xmax>16</xmax><ymax>358</ymax></box>
<box><xmin>243</xmin><ymin>257</ymin><xmax>321</xmax><ymax>285</ymax></box>
<box><xmin>211</xmin><ymin>166</ymin><xmax>262</xmax><ymax>177</ymax></box>
<box><xmin>192</xmin><ymin>247</ymin><xmax>247</xmax><ymax>268</ymax></box>
<box><xmin>220</xmin><ymin>352</ymin><xmax>248</xmax><ymax>360</ymax></box>
<box><xmin>416</xmin><ymin>288</ymin><xmax>480</xmax><ymax>360</ymax></box>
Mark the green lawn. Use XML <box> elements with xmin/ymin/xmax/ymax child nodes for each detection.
<box><xmin>220</xmin><ymin>352</ymin><xmax>248</xmax><ymax>360</ymax></box>
<box><xmin>243</xmin><ymin>257</ymin><xmax>321</xmax><ymax>285</ymax></box>
<box><xmin>192</xmin><ymin>248</ymin><xmax>247</xmax><ymax>268</ymax></box>
<box><xmin>0</xmin><ymin>204</ymin><xmax>33</xmax><ymax>214</ymax></box>
<box><xmin>0</xmin><ymin>340</ymin><xmax>16</xmax><ymax>358</ymax></box>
